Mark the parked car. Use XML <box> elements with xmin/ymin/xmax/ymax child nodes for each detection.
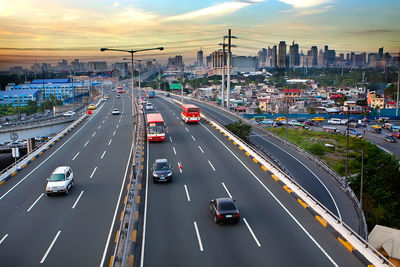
<box><xmin>46</xmin><ymin>166</ymin><xmax>74</xmax><ymax>195</ymax></box>
<box><xmin>209</xmin><ymin>198</ymin><xmax>240</xmax><ymax>224</ymax></box>
<box><xmin>328</xmin><ymin>118</ymin><xmax>341</xmax><ymax>125</ymax></box>
<box><xmin>304</xmin><ymin>120</ymin><xmax>318</xmax><ymax>126</ymax></box>
<box><xmin>297</xmin><ymin>117</ymin><xmax>306</xmax><ymax>122</ymax></box>
<box><xmin>152</xmin><ymin>159</ymin><xmax>172</xmax><ymax>183</ymax></box>
<box><xmin>312</xmin><ymin>117</ymin><xmax>325</xmax><ymax>122</ymax></box>
<box><xmin>259</xmin><ymin>119</ymin><xmax>274</xmax><ymax>126</ymax></box>
<box><xmin>63</xmin><ymin>111</ymin><xmax>76</xmax><ymax>117</ymax></box>
<box><xmin>371</xmin><ymin>125</ymin><xmax>382</xmax><ymax>133</ymax></box>
<box><xmin>384</xmin><ymin>135</ymin><xmax>397</xmax><ymax>143</ymax></box>
<box><xmin>165</xmin><ymin>92</ymin><xmax>170</xmax><ymax>97</ymax></box>
<box><xmin>391</xmin><ymin>132</ymin><xmax>400</xmax><ymax>139</ymax></box>
<box><xmin>275</xmin><ymin>117</ymin><xmax>286</xmax><ymax>121</ymax></box>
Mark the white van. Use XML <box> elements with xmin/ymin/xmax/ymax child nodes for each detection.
<box><xmin>328</xmin><ymin>118</ymin><xmax>341</xmax><ymax>125</ymax></box>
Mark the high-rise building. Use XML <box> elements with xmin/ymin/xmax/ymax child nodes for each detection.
<box><xmin>58</xmin><ymin>59</ymin><xmax>68</xmax><ymax>72</ymax></box>
<box><xmin>167</xmin><ymin>55</ymin><xmax>184</xmax><ymax>68</ymax></box>
<box><xmin>211</xmin><ymin>50</ymin><xmax>224</xmax><ymax>75</ymax></box>
<box><xmin>197</xmin><ymin>49</ymin><xmax>204</xmax><ymax>68</ymax></box>
<box><xmin>289</xmin><ymin>42</ymin><xmax>299</xmax><ymax>68</ymax></box>
<box><xmin>206</xmin><ymin>54</ymin><xmax>212</xmax><ymax>67</ymax></box>
<box><xmin>258</xmin><ymin>48</ymin><xmax>267</xmax><ymax>67</ymax></box>
<box><xmin>309</xmin><ymin>46</ymin><xmax>318</xmax><ymax>67</ymax></box>
<box><xmin>271</xmin><ymin>45</ymin><xmax>277</xmax><ymax>68</ymax></box>
<box><xmin>326</xmin><ymin>49</ymin><xmax>336</xmax><ymax>67</ymax></box>
<box><xmin>114</xmin><ymin>62</ymin><xmax>129</xmax><ymax>77</ymax></box>
<box><xmin>88</xmin><ymin>61</ymin><xmax>107</xmax><ymax>71</ymax></box>
<box><xmin>278</xmin><ymin>41</ymin><xmax>286</xmax><ymax>68</ymax></box>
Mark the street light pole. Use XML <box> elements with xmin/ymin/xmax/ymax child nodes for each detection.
<box><xmin>345</xmin><ymin>105</ymin><xmax>350</xmax><ymax>186</ymax></box>
<box><xmin>100</xmin><ymin>46</ymin><xmax>164</xmax><ymax>120</ymax></box>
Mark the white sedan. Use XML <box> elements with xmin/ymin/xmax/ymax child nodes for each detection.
<box><xmin>63</xmin><ymin>111</ymin><xmax>76</xmax><ymax>117</ymax></box>
<box><xmin>112</xmin><ymin>108</ymin><xmax>120</xmax><ymax>115</ymax></box>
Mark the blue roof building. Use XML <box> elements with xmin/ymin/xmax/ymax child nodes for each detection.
<box><xmin>0</xmin><ymin>89</ymin><xmax>39</xmax><ymax>106</ymax></box>
<box><xmin>5</xmin><ymin>78</ymin><xmax>89</xmax><ymax>102</ymax></box>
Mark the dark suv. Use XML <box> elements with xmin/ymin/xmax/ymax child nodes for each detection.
<box><xmin>152</xmin><ymin>159</ymin><xmax>172</xmax><ymax>183</ymax></box>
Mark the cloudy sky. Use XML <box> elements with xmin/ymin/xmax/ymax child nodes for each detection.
<box><xmin>0</xmin><ymin>0</ymin><xmax>399</xmax><ymax>69</ymax></box>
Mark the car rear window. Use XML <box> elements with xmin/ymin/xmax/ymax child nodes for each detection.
<box><xmin>49</xmin><ymin>173</ymin><xmax>65</xmax><ymax>182</ymax></box>
<box><xmin>155</xmin><ymin>162</ymin><xmax>169</xmax><ymax>171</ymax></box>
<box><xmin>218</xmin><ymin>201</ymin><xmax>236</xmax><ymax>211</ymax></box>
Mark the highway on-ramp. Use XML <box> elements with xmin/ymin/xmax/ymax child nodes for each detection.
<box><xmin>0</xmin><ymin>92</ymin><xmax>132</xmax><ymax>267</ymax></box>
<box><xmin>139</xmin><ymin>95</ymin><xmax>364</xmax><ymax>266</ymax></box>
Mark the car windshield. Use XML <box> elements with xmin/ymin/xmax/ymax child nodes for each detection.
<box><xmin>49</xmin><ymin>173</ymin><xmax>65</xmax><ymax>182</ymax></box>
<box><xmin>218</xmin><ymin>201</ymin><xmax>236</xmax><ymax>211</ymax></box>
<box><xmin>155</xmin><ymin>162</ymin><xmax>169</xmax><ymax>171</ymax></box>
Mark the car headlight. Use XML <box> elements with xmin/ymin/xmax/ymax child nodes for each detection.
<box><xmin>167</xmin><ymin>171</ymin><xmax>172</xmax><ymax>176</ymax></box>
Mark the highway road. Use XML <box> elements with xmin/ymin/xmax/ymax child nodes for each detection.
<box><xmin>165</xmin><ymin>94</ymin><xmax>364</xmax><ymax>235</ymax></box>
<box><xmin>0</xmin><ymin>91</ymin><xmax>132</xmax><ymax>266</ymax></box>
<box><xmin>139</xmin><ymin>95</ymin><xmax>364</xmax><ymax>266</ymax></box>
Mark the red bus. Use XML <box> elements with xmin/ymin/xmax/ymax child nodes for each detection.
<box><xmin>181</xmin><ymin>104</ymin><xmax>200</xmax><ymax>123</ymax></box>
<box><xmin>117</xmin><ymin>87</ymin><xmax>124</xmax><ymax>93</ymax></box>
<box><xmin>146</xmin><ymin>113</ymin><xmax>166</xmax><ymax>141</ymax></box>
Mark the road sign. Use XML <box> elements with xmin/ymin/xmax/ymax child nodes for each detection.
<box><xmin>10</xmin><ymin>132</ymin><xmax>18</xmax><ymax>141</ymax></box>
<box><xmin>170</xmin><ymin>84</ymin><xmax>182</xmax><ymax>90</ymax></box>
<box><xmin>12</xmin><ymin>147</ymin><xmax>20</xmax><ymax>158</ymax></box>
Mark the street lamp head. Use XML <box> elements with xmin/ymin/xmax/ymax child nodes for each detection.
<box><xmin>100</xmin><ymin>48</ymin><xmax>108</xmax><ymax>52</ymax></box>
<box><xmin>158</xmin><ymin>47</ymin><xmax>164</xmax><ymax>51</ymax></box>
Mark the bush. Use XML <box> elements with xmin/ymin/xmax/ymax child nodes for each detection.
<box><xmin>225</xmin><ymin>120</ymin><xmax>252</xmax><ymax>142</ymax></box>
<box><xmin>306</xmin><ymin>143</ymin><xmax>325</xmax><ymax>156</ymax></box>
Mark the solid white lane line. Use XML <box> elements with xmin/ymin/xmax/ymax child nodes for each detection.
<box><xmin>72</xmin><ymin>191</ymin><xmax>84</xmax><ymax>209</ymax></box>
<box><xmin>173</xmin><ymin>147</ymin><xmax>176</xmax><ymax>155</ymax></box>
<box><xmin>40</xmin><ymin>231</ymin><xmax>61</xmax><ymax>263</ymax></box>
<box><xmin>191</xmin><ymin>135</ymin><xmax>196</xmax><ymax>141</ymax></box>
<box><xmin>108</xmin><ymin>139</ymin><xmax>112</xmax><ymax>146</ymax></box>
<box><xmin>27</xmin><ymin>193</ymin><xmax>44</xmax><ymax>212</ymax></box>
<box><xmin>201</xmin><ymin>122</ymin><xmax>338</xmax><ymax>266</ymax></box>
<box><xmin>90</xmin><ymin>166</ymin><xmax>97</xmax><ymax>179</ymax></box>
<box><xmin>84</xmin><ymin>140</ymin><xmax>89</xmax><ymax>147</ymax></box>
<box><xmin>221</xmin><ymin>182</ymin><xmax>233</xmax><ymax>198</ymax></box>
<box><xmin>140</xmin><ymin>140</ymin><xmax>149</xmax><ymax>267</ymax></box>
<box><xmin>193</xmin><ymin>222</ymin><xmax>204</xmax><ymax>252</ymax></box>
<box><xmin>169</xmin><ymin>136</ymin><xmax>173</xmax><ymax>142</ymax></box>
<box><xmin>0</xmin><ymin>106</ymin><xmax>106</xmax><ymax>201</ymax></box>
<box><xmin>101</xmin><ymin>150</ymin><xmax>106</xmax><ymax>159</ymax></box>
<box><xmin>243</xmin><ymin>218</ymin><xmax>261</xmax><ymax>247</ymax></box>
<box><xmin>0</xmin><ymin>234</ymin><xmax>8</xmax><ymax>245</ymax></box>
<box><xmin>184</xmin><ymin>185</ymin><xmax>191</xmax><ymax>202</ymax></box>
<box><xmin>198</xmin><ymin>146</ymin><xmax>204</xmax><ymax>153</ymax></box>
<box><xmin>72</xmin><ymin>152</ymin><xmax>80</xmax><ymax>161</ymax></box>
<box><xmin>92</xmin><ymin>132</ymin><xmax>96</xmax><ymax>137</ymax></box>
<box><xmin>208</xmin><ymin>160</ymin><xmax>215</xmax><ymax>171</ymax></box>
<box><xmin>113</xmin><ymin>130</ymin><xmax>116</xmax><ymax>136</ymax></box>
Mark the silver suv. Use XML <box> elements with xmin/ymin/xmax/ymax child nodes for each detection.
<box><xmin>46</xmin><ymin>166</ymin><xmax>74</xmax><ymax>195</ymax></box>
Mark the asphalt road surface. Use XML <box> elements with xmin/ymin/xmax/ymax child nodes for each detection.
<box><xmin>140</xmin><ymin>95</ymin><xmax>364</xmax><ymax>267</ymax></box>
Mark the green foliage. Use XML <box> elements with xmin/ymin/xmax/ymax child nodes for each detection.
<box><xmin>254</xmin><ymin>107</ymin><xmax>263</xmax><ymax>114</ymax></box>
<box><xmin>225</xmin><ymin>120</ymin><xmax>252</xmax><ymax>142</ymax></box>
<box><xmin>385</xmin><ymin>83</ymin><xmax>398</xmax><ymax>100</ymax></box>
<box><xmin>268</xmin><ymin>126</ymin><xmax>400</xmax><ymax>230</ymax></box>
<box><xmin>306</xmin><ymin>105</ymin><xmax>316</xmax><ymax>114</ymax></box>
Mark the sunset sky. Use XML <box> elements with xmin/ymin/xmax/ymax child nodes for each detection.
<box><xmin>0</xmin><ymin>0</ymin><xmax>399</xmax><ymax>69</ymax></box>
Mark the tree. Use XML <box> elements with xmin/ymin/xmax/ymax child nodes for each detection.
<box><xmin>254</xmin><ymin>107</ymin><xmax>263</xmax><ymax>114</ymax></box>
<box><xmin>306</xmin><ymin>105</ymin><xmax>316</xmax><ymax>114</ymax></box>
<box><xmin>225</xmin><ymin>120</ymin><xmax>252</xmax><ymax>142</ymax></box>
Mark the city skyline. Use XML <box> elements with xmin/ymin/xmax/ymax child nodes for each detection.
<box><xmin>0</xmin><ymin>0</ymin><xmax>399</xmax><ymax>69</ymax></box>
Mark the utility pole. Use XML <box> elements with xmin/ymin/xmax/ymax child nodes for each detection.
<box><xmin>220</xmin><ymin>39</ymin><xmax>227</xmax><ymax>108</ymax></box>
<box><xmin>396</xmin><ymin>48</ymin><xmax>400</xmax><ymax>117</ymax></box>
<box><xmin>181</xmin><ymin>65</ymin><xmax>184</xmax><ymax>104</ymax></box>
<box><xmin>71</xmin><ymin>69</ymin><xmax>75</xmax><ymax>105</ymax></box>
<box><xmin>226</xmin><ymin>29</ymin><xmax>232</xmax><ymax>110</ymax></box>
<box><xmin>360</xmin><ymin>147</ymin><xmax>364</xmax><ymax>209</ymax></box>
<box><xmin>345</xmin><ymin>105</ymin><xmax>350</xmax><ymax>186</ymax></box>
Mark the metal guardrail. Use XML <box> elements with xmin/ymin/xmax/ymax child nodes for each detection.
<box><xmin>111</xmin><ymin>94</ymin><xmax>146</xmax><ymax>267</ymax></box>
<box><xmin>0</xmin><ymin>114</ymin><xmax>88</xmax><ymax>183</ymax></box>
<box><xmin>203</xmin><ymin>113</ymin><xmax>392</xmax><ymax>267</ymax></box>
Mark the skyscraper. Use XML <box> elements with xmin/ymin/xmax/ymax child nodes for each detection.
<box><xmin>289</xmin><ymin>41</ymin><xmax>299</xmax><ymax>68</ymax></box>
<box><xmin>197</xmin><ymin>49</ymin><xmax>204</xmax><ymax>68</ymax></box>
<box><xmin>278</xmin><ymin>41</ymin><xmax>286</xmax><ymax>68</ymax></box>
<box><xmin>271</xmin><ymin>45</ymin><xmax>277</xmax><ymax>68</ymax></box>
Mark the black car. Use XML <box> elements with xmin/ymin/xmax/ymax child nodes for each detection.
<box><xmin>384</xmin><ymin>135</ymin><xmax>397</xmax><ymax>143</ymax></box>
<box><xmin>209</xmin><ymin>198</ymin><xmax>240</xmax><ymax>224</ymax></box>
<box><xmin>152</xmin><ymin>159</ymin><xmax>172</xmax><ymax>183</ymax></box>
